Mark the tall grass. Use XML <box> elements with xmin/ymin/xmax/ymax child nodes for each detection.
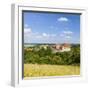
<box><xmin>24</xmin><ymin>64</ymin><xmax>80</xmax><ymax>78</ymax></box>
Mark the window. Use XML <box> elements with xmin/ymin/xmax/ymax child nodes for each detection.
<box><xmin>11</xmin><ymin>4</ymin><xmax>87</xmax><ymax>87</ymax></box>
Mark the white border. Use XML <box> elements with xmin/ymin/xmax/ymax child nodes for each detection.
<box><xmin>11</xmin><ymin>4</ymin><xmax>87</xmax><ymax>87</ymax></box>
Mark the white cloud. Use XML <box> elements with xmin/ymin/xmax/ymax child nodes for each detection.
<box><xmin>24</xmin><ymin>28</ymin><xmax>32</xmax><ymax>34</ymax></box>
<box><xmin>60</xmin><ymin>30</ymin><xmax>73</xmax><ymax>38</ymax></box>
<box><xmin>24</xmin><ymin>30</ymin><xmax>58</xmax><ymax>43</ymax></box>
<box><xmin>65</xmin><ymin>36</ymin><xmax>71</xmax><ymax>39</ymax></box>
<box><xmin>58</xmin><ymin>17</ymin><xmax>68</xmax><ymax>22</ymax></box>
<box><xmin>63</xmin><ymin>31</ymin><xmax>73</xmax><ymax>34</ymax></box>
<box><xmin>42</xmin><ymin>33</ymin><xmax>48</xmax><ymax>37</ymax></box>
<box><xmin>60</xmin><ymin>31</ymin><xmax>72</xmax><ymax>40</ymax></box>
<box><xmin>42</xmin><ymin>33</ymin><xmax>56</xmax><ymax>38</ymax></box>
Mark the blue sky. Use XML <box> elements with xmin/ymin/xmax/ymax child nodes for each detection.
<box><xmin>24</xmin><ymin>11</ymin><xmax>80</xmax><ymax>44</ymax></box>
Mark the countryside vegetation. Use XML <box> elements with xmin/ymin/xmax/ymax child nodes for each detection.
<box><xmin>24</xmin><ymin>44</ymin><xmax>80</xmax><ymax>78</ymax></box>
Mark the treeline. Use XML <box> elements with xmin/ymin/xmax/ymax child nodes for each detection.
<box><xmin>24</xmin><ymin>45</ymin><xmax>80</xmax><ymax>65</ymax></box>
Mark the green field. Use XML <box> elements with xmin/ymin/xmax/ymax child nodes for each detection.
<box><xmin>24</xmin><ymin>64</ymin><xmax>80</xmax><ymax>79</ymax></box>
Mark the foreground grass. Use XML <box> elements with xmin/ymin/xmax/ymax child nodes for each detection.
<box><xmin>24</xmin><ymin>64</ymin><xmax>80</xmax><ymax>79</ymax></box>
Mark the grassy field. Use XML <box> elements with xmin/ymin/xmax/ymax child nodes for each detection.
<box><xmin>24</xmin><ymin>64</ymin><xmax>80</xmax><ymax>79</ymax></box>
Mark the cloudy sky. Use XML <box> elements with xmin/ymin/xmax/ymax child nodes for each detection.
<box><xmin>23</xmin><ymin>11</ymin><xmax>80</xmax><ymax>44</ymax></box>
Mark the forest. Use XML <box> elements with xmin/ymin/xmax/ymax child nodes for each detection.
<box><xmin>24</xmin><ymin>44</ymin><xmax>80</xmax><ymax>65</ymax></box>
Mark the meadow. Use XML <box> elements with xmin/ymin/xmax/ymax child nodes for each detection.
<box><xmin>24</xmin><ymin>64</ymin><xmax>80</xmax><ymax>78</ymax></box>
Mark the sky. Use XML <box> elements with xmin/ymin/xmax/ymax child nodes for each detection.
<box><xmin>23</xmin><ymin>11</ymin><xmax>80</xmax><ymax>44</ymax></box>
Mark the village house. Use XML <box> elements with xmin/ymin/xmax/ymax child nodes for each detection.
<box><xmin>51</xmin><ymin>43</ymin><xmax>71</xmax><ymax>53</ymax></box>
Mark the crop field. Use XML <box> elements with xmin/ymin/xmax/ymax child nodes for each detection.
<box><xmin>24</xmin><ymin>64</ymin><xmax>80</xmax><ymax>79</ymax></box>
